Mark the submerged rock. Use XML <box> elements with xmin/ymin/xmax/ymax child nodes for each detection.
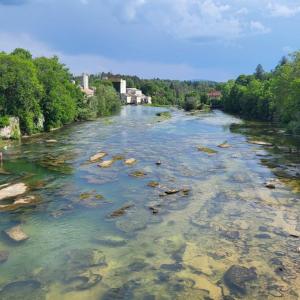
<box><xmin>0</xmin><ymin>183</ymin><xmax>28</xmax><ymax>201</ymax></box>
<box><xmin>98</xmin><ymin>160</ymin><xmax>114</xmax><ymax>168</ymax></box>
<box><xmin>65</xmin><ymin>248</ymin><xmax>106</xmax><ymax>269</ymax></box>
<box><xmin>255</xmin><ymin>233</ymin><xmax>271</xmax><ymax>239</ymax></box>
<box><xmin>0</xmin><ymin>279</ymin><xmax>44</xmax><ymax>300</ymax></box>
<box><xmin>4</xmin><ymin>225</ymin><xmax>29</xmax><ymax>242</ymax></box>
<box><xmin>147</xmin><ymin>181</ymin><xmax>159</xmax><ymax>188</ymax></box>
<box><xmin>109</xmin><ymin>205</ymin><xmax>134</xmax><ymax>218</ymax></box>
<box><xmin>220</xmin><ymin>230</ymin><xmax>240</xmax><ymax>240</ymax></box>
<box><xmin>124</xmin><ymin>158</ymin><xmax>137</xmax><ymax>165</ymax></box>
<box><xmin>92</xmin><ymin>235</ymin><xmax>127</xmax><ymax>247</ymax></box>
<box><xmin>62</xmin><ymin>248</ymin><xmax>105</xmax><ymax>291</ymax></box>
<box><xmin>197</xmin><ymin>146</ymin><xmax>218</xmax><ymax>155</ymax></box>
<box><xmin>65</xmin><ymin>270</ymin><xmax>102</xmax><ymax>291</ymax></box>
<box><xmin>224</xmin><ymin>265</ymin><xmax>257</xmax><ymax>295</ymax></box>
<box><xmin>0</xmin><ymin>250</ymin><xmax>9</xmax><ymax>263</ymax></box>
<box><xmin>149</xmin><ymin>206</ymin><xmax>159</xmax><ymax>215</ymax></box>
<box><xmin>130</xmin><ymin>170</ymin><xmax>147</xmax><ymax>178</ymax></box>
<box><xmin>89</xmin><ymin>152</ymin><xmax>107</xmax><ymax>162</ymax></box>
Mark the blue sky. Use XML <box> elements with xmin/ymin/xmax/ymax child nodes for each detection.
<box><xmin>0</xmin><ymin>0</ymin><xmax>299</xmax><ymax>81</ymax></box>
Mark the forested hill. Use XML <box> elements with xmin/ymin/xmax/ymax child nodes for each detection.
<box><xmin>88</xmin><ymin>73</ymin><xmax>218</xmax><ymax>107</ymax></box>
<box><xmin>219</xmin><ymin>52</ymin><xmax>300</xmax><ymax>135</ymax></box>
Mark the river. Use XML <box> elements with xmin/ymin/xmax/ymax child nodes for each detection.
<box><xmin>0</xmin><ymin>106</ymin><xmax>299</xmax><ymax>299</ymax></box>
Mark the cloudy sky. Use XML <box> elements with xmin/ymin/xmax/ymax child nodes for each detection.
<box><xmin>0</xmin><ymin>0</ymin><xmax>299</xmax><ymax>81</ymax></box>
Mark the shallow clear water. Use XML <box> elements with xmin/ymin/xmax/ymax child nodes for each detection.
<box><xmin>0</xmin><ymin>106</ymin><xmax>299</xmax><ymax>299</ymax></box>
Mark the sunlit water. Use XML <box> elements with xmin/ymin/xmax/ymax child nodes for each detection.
<box><xmin>0</xmin><ymin>106</ymin><xmax>299</xmax><ymax>299</ymax></box>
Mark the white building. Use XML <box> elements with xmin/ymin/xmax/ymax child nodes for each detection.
<box><xmin>81</xmin><ymin>73</ymin><xmax>95</xmax><ymax>97</ymax></box>
<box><xmin>124</xmin><ymin>88</ymin><xmax>152</xmax><ymax>105</ymax></box>
<box><xmin>108</xmin><ymin>77</ymin><xmax>152</xmax><ymax>105</ymax></box>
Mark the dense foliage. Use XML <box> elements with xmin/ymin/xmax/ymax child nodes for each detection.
<box><xmin>0</xmin><ymin>49</ymin><xmax>120</xmax><ymax>135</ymax></box>
<box><xmin>220</xmin><ymin>52</ymin><xmax>300</xmax><ymax>135</ymax></box>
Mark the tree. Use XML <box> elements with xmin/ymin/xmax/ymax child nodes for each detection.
<box><xmin>0</xmin><ymin>52</ymin><xmax>43</xmax><ymax>134</ymax></box>
<box><xmin>34</xmin><ymin>56</ymin><xmax>80</xmax><ymax>130</ymax></box>
<box><xmin>255</xmin><ymin>64</ymin><xmax>265</xmax><ymax>80</ymax></box>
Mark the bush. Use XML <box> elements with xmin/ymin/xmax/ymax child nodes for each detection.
<box><xmin>0</xmin><ymin>116</ymin><xmax>10</xmax><ymax>128</ymax></box>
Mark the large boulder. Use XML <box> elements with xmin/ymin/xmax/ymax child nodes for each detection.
<box><xmin>224</xmin><ymin>265</ymin><xmax>257</xmax><ymax>295</ymax></box>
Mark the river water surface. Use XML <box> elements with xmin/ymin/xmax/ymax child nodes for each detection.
<box><xmin>0</xmin><ymin>106</ymin><xmax>299</xmax><ymax>299</ymax></box>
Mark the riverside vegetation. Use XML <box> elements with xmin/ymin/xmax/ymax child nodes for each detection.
<box><xmin>0</xmin><ymin>48</ymin><xmax>120</xmax><ymax>136</ymax></box>
<box><xmin>220</xmin><ymin>52</ymin><xmax>300</xmax><ymax>135</ymax></box>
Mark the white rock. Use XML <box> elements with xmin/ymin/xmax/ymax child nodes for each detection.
<box><xmin>0</xmin><ymin>183</ymin><xmax>28</xmax><ymax>201</ymax></box>
<box><xmin>4</xmin><ymin>225</ymin><xmax>29</xmax><ymax>242</ymax></box>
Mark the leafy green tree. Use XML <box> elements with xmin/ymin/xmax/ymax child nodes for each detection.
<box><xmin>0</xmin><ymin>52</ymin><xmax>43</xmax><ymax>134</ymax></box>
<box><xmin>34</xmin><ymin>56</ymin><xmax>80</xmax><ymax>130</ymax></box>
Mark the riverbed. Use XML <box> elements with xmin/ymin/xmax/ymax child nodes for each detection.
<box><xmin>0</xmin><ymin>106</ymin><xmax>299</xmax><ymax>299</ymax></box>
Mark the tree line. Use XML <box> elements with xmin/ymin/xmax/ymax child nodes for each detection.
<box><xmin>219</xmin><ymin>52</ymin><xmax>300</xmax><ymax>135</ymax></box>
<box><xmin>89</xmin><ymin>72</ymin><xmax>218</xmax><ymax>110</ymax></box>
<box><xmin>0</xmin><ymin>49</ymin><xmax>120</xmax><ymax>135</ymax></box>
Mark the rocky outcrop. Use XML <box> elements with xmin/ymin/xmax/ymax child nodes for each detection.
<box><xmin>0</xmin><ymin>117</ymin><xmax>20</xmax><ymax>140</ymax></box>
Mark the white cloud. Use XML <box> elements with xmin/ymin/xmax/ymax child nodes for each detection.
<box><xmin>106</xmin><ymin>0</ymin><xmax>272</xmax><ymax>41</ymax></box>
<box><xmin>250</xmin><ymin>20</ymin><xmax>271</xmax><ymax>34</ymax></box>
<box><xmin>267</xmin><ymin>2</ymin><xmax>300</xmax><ymax>17</ymax></box>
<box><xmin>0</xmin><ymin>32</ymin><xmax>233</xmax><ymax>81</ymax></box>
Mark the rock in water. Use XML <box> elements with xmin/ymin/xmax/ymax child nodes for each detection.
<box><xmin>248</xmin><ymin>140</ymin><xmax>273</xmax><ymax>146</ymax></box>
<box><xmin>90</xmin><ymin>152</ymin><xmax>107</xmax><ymax>162</ymax></box>
<box><xmin>224</xmin><ymin>265</ymin><xmax>257</xmax><ymax>295</ymax></box>
<box><xmin>4</xmin><ymin>225</ymin><xmax>29</xmax><ymax>242</ymax></box>
<box><xmin>0</xmin><ymin>183</ymin><xmax>28</xmax><ymax>201</ymax></box>
<box><xmin>124</xmin><ymin>158</ymin><xmax>137</xmax><ymax>165</ymax></box>
<box><xmin>130</xmin><ymin>171</ymin><xmax>147</xmax><ymax>178</ymax></box>
<box><xmin>109</xmin><ymin>205</ymin><xmax>134</xmax><ymax>218</ymax></box>
<box><xmin>197</xmin><ymin>146</ymin><xmax>218</xmax><ymax>155</ymax></box>
<box><xmin>265</xmin><ymin>182</ymin><xmax>276</xmax><ymax>189</ymax></box>
<box><xmin>0</xmin><ymin>250</ymin><xmax>9</xmax><ymax>263</ymax></box>
<box><xmin>218</xmin><ymin>141</ymin><xmax>231</xmax><ymax>148</ymax></box>
<box><xmin>98</xmin><ymin>160</ymin><xmax>114</xmax><ymax>168</ymax></box>
<box><xmin>45</xmin><ymin>139</ymin><xmax>57</xmax><ymax>143</ymax></box>
<box><xmin>0</xmin><ymin>195</ymin><xmax>38</xmax><ymax>211</ymax></box>
<box><xmin>147</xmin><ymin>181</ymin><xmax>159</xmax><ymax>188</ymax></box>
